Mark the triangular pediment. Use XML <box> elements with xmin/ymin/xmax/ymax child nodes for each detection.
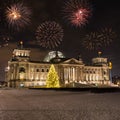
<box><xmin>62</xmin><ymin>58</ymin><xmax>83</xmax><ymax>64</ymax></box>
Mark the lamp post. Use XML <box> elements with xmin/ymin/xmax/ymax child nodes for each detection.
<box><xmin>98</xmin><ymin>51</ymin><xmax>102</xmax><ymax>57</ymax></box>
<box><xmin>109</xmin><ymin>62</ymin><xmax>112</xmax><ymax>84</ymax></box>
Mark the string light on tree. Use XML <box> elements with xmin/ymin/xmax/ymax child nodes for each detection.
<box><xmin>46</xmin><ymin>64</ymin><xmax>60</xmax><ymax>88</ymax></box>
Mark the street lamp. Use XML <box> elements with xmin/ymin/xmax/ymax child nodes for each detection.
<box><xmin>109</xmin><ymin>61</ymin><xmax>112</xmax><ymax>83</ymax></box>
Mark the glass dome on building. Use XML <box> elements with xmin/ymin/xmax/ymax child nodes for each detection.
<box><xmin>43</xmin><ymin>51</ymin><xmax>65</xmax><ymax>62</ymax></box>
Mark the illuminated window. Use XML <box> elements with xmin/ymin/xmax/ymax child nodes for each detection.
<box><xmin>21</xmin><ymin>53</ymin><xmax>24</xmax><ymax>56</ymax></box>
<box><xmin>20</xmin><ymin>73</ymin><xmax>25</xmax><ymax>80</ymax></box>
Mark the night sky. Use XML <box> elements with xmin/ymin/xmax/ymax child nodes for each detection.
<box><xmin>0</xmin><ymin>0</ymin><xmax>120</xmax><ymax>81</ymax></box>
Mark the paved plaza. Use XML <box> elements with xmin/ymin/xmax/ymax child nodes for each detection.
<box><xmin>0</xmin><ymin>88</ymin><xmax>120</xmax><ymax>120</ymax></box>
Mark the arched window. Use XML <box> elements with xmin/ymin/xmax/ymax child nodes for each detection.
<box><xmin>36</xmin><ymin>69</ymin><xmax>39</xmax><ymax>72</ymax></box>
<box><xmin>46</xmin><ymin>69</ymin><xmax>49</xmax><ymax>72</ymax></box>
<box><xmin>42</xmin><ymin>69</ymin><xmax>44</xmax><ymax>72</ymax></box>
<box><xmin>19</xmin><ymin>67</ymin><xmax>25</xmax><ymax>73</ymax></box>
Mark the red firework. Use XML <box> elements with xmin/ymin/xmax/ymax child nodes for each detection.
<box><xmin>63</xmin><ymin>0</ymin><xmax>92</xmax><ymax>27</ymax></box>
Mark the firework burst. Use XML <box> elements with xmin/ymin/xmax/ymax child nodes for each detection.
<box><xmin>82</xmin><ymin>32</ymin><xmax>102</xmax><ymax>50</ymax></box>
<box><xmin>0</xmin><ymin>30</ymin><xmax>12</xmax><ymax>48</ymax></box>
<box><xmin>62</xmin><ymin>0</ymin><xmax>92</xmax><ymax>27</ymax></box>
<box><xmin>99</xmin><ymin>28</ymin><xmax>116</xmax><ymax>46</ymax></box>
<box><xmin>0</xmin><ymin>37</ymin><xmax>9</xmax><ymax>48</ymax></box>
<box><xmin>5</xmin><ymin>2</ymin><xmax>31</xmax><ymax>31</ymax></box>
<box><xmin>82</xmin><ymin>28</ymin><xmax>116</xmax><ymax>50</ymax></box>
<box><xmin>36</xmin><ymin>21</ymin><xmax>64</xmax><ymax>49</ymax></box>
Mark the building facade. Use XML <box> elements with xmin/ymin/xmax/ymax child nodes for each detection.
<box><xmin>5</xmin><ymin>46</ymin><xmax>111</xmax><ymax>88</ymax></box>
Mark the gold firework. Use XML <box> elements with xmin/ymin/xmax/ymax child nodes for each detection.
<box><xmin>6</xmin><ymin>2</ymin><xmax>31</xmax><ymax>31</ymax></box>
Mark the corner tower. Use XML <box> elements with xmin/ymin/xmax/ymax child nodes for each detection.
<box><xmin>7</xmin><ymin>41</ymin><xmax>31</xmax><ymax>87</ymax></box>
<box><xmin>92</xmin><ymin>52</ymin><xmax>108</xmax><ymax>66</ymax></box>
<box><xmin>12</xmin><ymin>41</ymin><xmax>30</xmax><ymax>62</ymax></box>
<box><xmin>92</xmin><ymin>52</ymin><xmax>111</xmax><ymax>84</ymax></box>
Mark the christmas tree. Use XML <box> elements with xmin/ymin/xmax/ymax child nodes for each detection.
<box><xmin>46</xmin><ymin>64</ymin><xmax>60</xmax><ymax>88</ymax></box>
